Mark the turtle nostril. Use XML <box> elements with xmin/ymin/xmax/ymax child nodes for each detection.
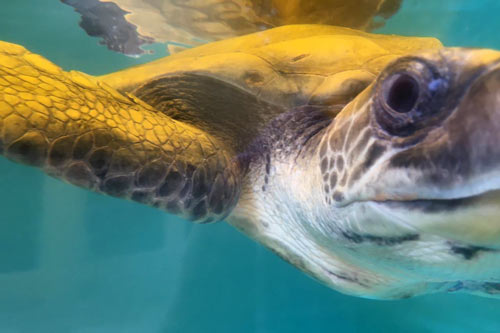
<box><xmin>385</xmin><ymin>73</ymin><xmax>420</xmax><ymax>113</ymax></box>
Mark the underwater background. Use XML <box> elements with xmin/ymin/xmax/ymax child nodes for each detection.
<box><xmin>1</xmin><ymin>0</ymin><xmax>500</xmax><ymax>332</ymax></box>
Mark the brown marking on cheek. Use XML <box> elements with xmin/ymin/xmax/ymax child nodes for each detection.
<box><xmin>347</xmin><ymin>165</ymin><xmax>364</xmax><ymax>188</ymax></box>
<box><xmin>336</xmin><ymin>155</ymin><xmax>345</xmax><ymax>172</ymax></box>
<box><xmin>322</xmin><ymin>172</ymin><xmax>330</xmax><ymax>182</ymax></box>
<box><xmin>329</xmin><ymin>173</ymin><xmax>338</xmax><ymax>189</ymax></box>
<box><xmin>333</xmin><ymin>191</ymin><xmax>345</xmax><ymax>202</ymax></box>
<box><xmin>329</xmin><ymin>132</ymin><xmax>343</xmax><ymax>151</ymax></box>
<box><xmin>346</xmin><ymin>109</ymin><xmax>371</xmax><ymax>143</ymax></box>
<box><xmin>363</xmin><ymin>143</ymin><xmax>386</xmax><ymax>169</ymax></box>
<box><xmin>329</xmin><ymin>157</ymin><xmax>335</xmax><ymax>169</ymax></box>
<box><xmin>319</xmin><ymin>139</ymin><xmax>328</xmax><ymax>157</ymax></box>
<box><xmin>341</xmin><ymin>119</ymin><xmax>356</xmax><ymax>152</ymax></box>
<box><xmin>339</xmin><ymin>172</ymin><xmax>348</xmax><ymax>187</ymax></box>
<box><xmin>349</xmin><ymin>129</ymin><xmax>372</xmax><ymax>156</ymax></box>
<box><xmin>320</xmin><ymin>157</ymin><xmax>329</xmax><ymax>174</ymax></box>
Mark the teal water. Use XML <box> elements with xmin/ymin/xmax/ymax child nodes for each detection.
<box><xmin>0</xmin><ymin>1</ymin><xmax>500</xmax><ymax>332</ymax></box>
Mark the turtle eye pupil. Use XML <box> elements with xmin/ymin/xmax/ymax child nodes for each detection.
<box><xmin>386</xmin><ymin>73</ymin><xmax>420</xmax><ymax>113</ymax></box>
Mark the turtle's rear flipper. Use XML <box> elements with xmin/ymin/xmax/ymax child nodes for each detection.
<box><xmin>0</xmin><ymin>41</ymin><xmax>239</xmax><ymax>223</ymax></box>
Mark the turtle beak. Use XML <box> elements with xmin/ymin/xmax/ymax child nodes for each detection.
<box><xmin>440</xmin><ymin>53</ymin><xmax>500</xmax><ymax>187</ymax></box>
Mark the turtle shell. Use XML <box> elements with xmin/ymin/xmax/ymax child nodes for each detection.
<box><xmin>99</xmin><ymin>25</ymin><xmax>442</xmax><ymax>151</ymax></box>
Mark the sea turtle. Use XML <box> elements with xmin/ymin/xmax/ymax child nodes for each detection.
<box><xmin>62</xmin><ymin>0</ymin><xmax>402</xmax><ymax>55</ymax></box>
<box><xmin>2</xmin><ymin>24</ymin><xmax>500</xmax><ymax>299</ymax></box>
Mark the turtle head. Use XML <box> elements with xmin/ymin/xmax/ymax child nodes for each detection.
<box><xmin>315</xmin><ymin>48</ymin><xmax>500</xmax><ymax>297</ymax></box>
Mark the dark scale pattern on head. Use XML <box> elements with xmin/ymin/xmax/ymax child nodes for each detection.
<box><xmin>346</xmin><ymin>143</ymin><xmax>386</xmax><ymax>188</ymax></box>
<box><xmin>320</xmin><ymin>135</ymin><xmax>339</xmax><ymax>203</ymax></box>
<box><xmin>319</xmin><ymin>139</ymin><xmax>328</xmax><ymax>157</ymax></box>
<box><xmin>320</xmin><ymin>157</ymin><xmax>329</xmax><ymax>174</ymax></box>
<box><xmin>319</xmin><ymin>133</ymin><xmax>352</xmax><ymax>203</ymax></box>
<box><xmin>320</xmin><ymin>129</ymin><xmax>345</xmax><ymax>203</ymax></box>
<box><xmin>339</xmin><ymin>173</ymin><xmax>348</xmax><ymax>187</ymax></box>
<box><xmin>329</xmin><ymin>173</ymin><xmax>338</xmax><ymax>189</ymax></box>
<box><xmin>329</xmin><ymin>132</ymin><xmax>343</xmax><ymax>153</ymax></box>
<box><xmin>318</xmin><ymin>102</ymin><xmax>382</xmax><ymax>204</ymax></box>
<box><xmin>329</xmin><ymin>157</ymin><xmax>335</xmax><ymax>169</ymax></box>
<box><xmin>336</xmin><ymin>156</ymin><xmax>345</xmax><ymax>172</ymax></box>
<box><xmin>363</xmin><ymin>143</ymin><xmax>386</xmax><ymax>170</ymax></box>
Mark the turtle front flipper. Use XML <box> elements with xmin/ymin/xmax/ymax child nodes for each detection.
<box><xmin>0</xmin><ymin>41</ymin><xmax>240</xmax><ymax>223</ymax></box>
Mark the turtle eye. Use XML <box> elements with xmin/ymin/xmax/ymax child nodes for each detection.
<box><xmin>384</xmin><ymin>73</ymin><xmax>420</xmax><ymax>113</ymax></box>
<box><xmin>373</xmin><ymin>58</ymin><xmax>449</xmax><ymax>137</ymax></box>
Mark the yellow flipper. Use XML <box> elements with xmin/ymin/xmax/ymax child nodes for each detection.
<box><xmin>0</xmin><ymin>41</ymin><xmax>239</xmax><ymax>223</ymax></box>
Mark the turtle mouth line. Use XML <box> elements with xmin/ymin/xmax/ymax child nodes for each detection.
<box><xmin>379</xmin><ymin>189</ymin><xmax>500</xmax><ymax>213</ymax></box>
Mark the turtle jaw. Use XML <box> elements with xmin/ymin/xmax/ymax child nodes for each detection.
<box><xmin>381</xmin><ymin>188</ymin><xmax>500</xmax><ymax>213</ymax></box>
<box><xmin>372</xmin><ymin>189</ymin><xmax>500</xmax><ymax>248</ymax></box>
